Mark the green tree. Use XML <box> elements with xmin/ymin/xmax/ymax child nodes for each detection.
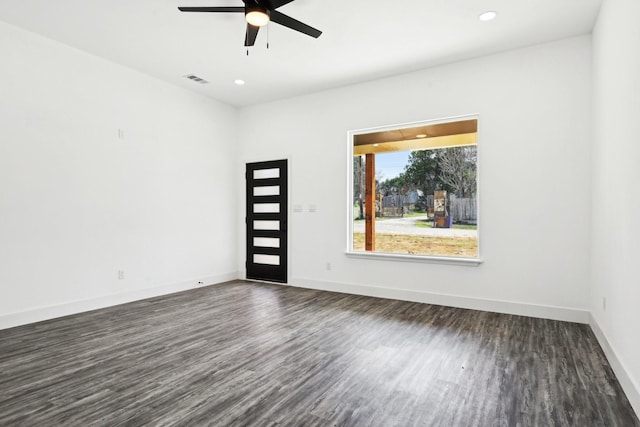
<box><xmin>401</xmin><ymin>146</ymin><xmax>477</xmax><ymax>199</ymax></box>
<box><xmin>378</xmin><ymin>175</ymin><xmax>407</xmax><ymax>196</ymax></box>
<box><xmin>402</xmin><ymin>149</ymin><xmax>443</xmax><ymax>198</ymax></box>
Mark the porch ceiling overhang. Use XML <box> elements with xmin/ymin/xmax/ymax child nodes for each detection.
<box><xmin>353</xmin><ymin>119</ymin><xmax>477</xmax><ymax>156</ymax></box>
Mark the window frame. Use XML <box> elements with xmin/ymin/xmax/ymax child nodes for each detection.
<box><xmin>346</xmin><ymin>114</ymin><xmax>482</xmax><ymax>266</ymax></box>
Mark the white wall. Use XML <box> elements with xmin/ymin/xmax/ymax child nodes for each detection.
<box><xmin>0</xmin><ymin>21</ymin><xmax>594</xmax><ymax>328</ymax></box>
<box><xmin>237</xmin><ymin>36</ymin><xmax>593</xmax><ymax>322</ymax></box>
<box><xmin>591</xmin><ymin>0</ymin><xmax>640</xmax><ymax>413</ymax></box>
<box><xmin>0</xmin><ymin>21</ymin><xmax>239</xmax><ymax>328</ymax></box>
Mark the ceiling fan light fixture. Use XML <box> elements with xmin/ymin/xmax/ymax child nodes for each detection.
<box><xmin>246</xmin><ymin>7</ymin><xmax>270</xmax><ymax>27</ymax></box>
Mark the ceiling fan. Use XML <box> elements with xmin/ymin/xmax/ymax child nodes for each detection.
<box><xmin>178</xmin><ymin>0</ymin><xmax>322</xmax><ymax>47</ymax></box>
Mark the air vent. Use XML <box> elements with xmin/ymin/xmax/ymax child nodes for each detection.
<box><xmin>183</xmin><ymin>74</ymin><xmax>209</xmax><ymax>84</ymax></box>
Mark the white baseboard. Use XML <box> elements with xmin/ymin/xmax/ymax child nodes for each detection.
<box><xmin>0</xmin><ymin>271</ymin><xmax>239</xmax><ymax>331</ymax></box>
<box><xmin>589</xmin><ymin>313</ymin><xmax>640</xmax><ymax>418</ymax></box>
<box><xmin>290</xmin><ymin>277</ymin><xmax>590</xmax><ymax>323</ymax></box>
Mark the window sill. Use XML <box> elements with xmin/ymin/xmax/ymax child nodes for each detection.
<box><xmin>345</xmin><ymin>251</ymin><xmax>482</xmax><ymax>266</ymax></box>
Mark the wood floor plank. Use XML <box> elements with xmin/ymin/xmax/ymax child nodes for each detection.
<box><xmin>0</xmin><ymin>280</ymin><xmax>638</xmax><ymax>426</ymax></box>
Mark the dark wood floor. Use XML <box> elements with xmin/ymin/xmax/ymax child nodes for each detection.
<box><xmin>0</xmin><ymin>281</ymin><xmax>638</xmax><ymax>426</ymax></box>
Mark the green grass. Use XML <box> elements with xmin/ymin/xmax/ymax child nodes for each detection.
<box><xmin>401</xmin><ymin>211</ymin><xmax>428</xmax><ymax>218</ymax></box>
<box><xmin>452</xmin><ymin>223</ymin><xmax>477</xmax><ymax>230</ymax></box>
<box><xmin>415</xmin><ymin>220</ymin><xmax>477</xmax><ymax>230</ymax></box>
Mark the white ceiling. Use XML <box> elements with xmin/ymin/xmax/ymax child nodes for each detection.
<box><xmin>0</xmin><ymin>0</ymin><xmax>602</xmax><ymax>107</ymax></box>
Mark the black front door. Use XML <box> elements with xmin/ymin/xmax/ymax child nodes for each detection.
<box><xmin>245</xmin><ymin>159</ymin><xmax>288</xmax><ymax>283</ymax></box>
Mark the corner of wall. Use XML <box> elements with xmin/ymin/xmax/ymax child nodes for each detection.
<box><xmin>291</xmin><ymin>277</ymin><xmax>590</xmax><ymax>324</ymax></box>
<box><xmin>0</xmin><ymin>272</ymin><xmax>239</xmax><ymax>331</ymax></box>
<box><xmin>589</xmin><ymin>313</ymin><xmax>640</xmax><ymax>418</ymax></box>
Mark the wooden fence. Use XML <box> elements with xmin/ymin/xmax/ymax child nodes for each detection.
<box><xmin>425</xmin><ymin>196</ymin><xmax>476</xmax><ymax>222</ymax></box>
<box><xmin>382</xmin><ymin>194</ymin><xmax>477</xmax><ymax>222</ymax></box>
<box><xmin>449</xmin><ymin>198</ymin><xmax>477</xmax><ymax>223</ymax></box>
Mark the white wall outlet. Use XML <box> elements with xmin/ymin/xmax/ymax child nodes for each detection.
<box><xmin>118</xmin><ymin>270</ymin><xmax>125</xmax><ymax>280</ymax></box>
<box><xmin>326</xmin><ymin>262</ymin><xmax>331</xmax><ymax>271</ymax></box>
<box><xmin>118</xmin><ymin>129</ymin><xmax>125</xmax><ymax>140</ymax></box>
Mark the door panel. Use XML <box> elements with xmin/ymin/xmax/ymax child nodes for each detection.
<box><xmin>246</xmin><ymin>159</ymin><xmax>288</xmax><ymax>283</ymax></box>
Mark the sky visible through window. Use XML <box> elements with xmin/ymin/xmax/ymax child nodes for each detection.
<box><xmin>375</xmin><ymin>150</ymin><xmax>411</xmax><ymax>180</ymax></box>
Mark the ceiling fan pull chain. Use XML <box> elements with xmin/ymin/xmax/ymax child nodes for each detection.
<box><xmin>267</xmin><ymin>24</ymin><xmax>270</xmax><ymax>49</ymax></box>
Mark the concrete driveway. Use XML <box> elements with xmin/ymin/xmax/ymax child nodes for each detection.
<box><xmin>353</xmin><ymin>215</ymin><xmax>476</xmax><ymax>237</ymax></box>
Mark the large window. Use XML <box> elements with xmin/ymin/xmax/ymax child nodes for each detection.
<box><xmin>348</xmin><ymin>116</ymin><xmax>479</xmax><ymax>261</ymax></box>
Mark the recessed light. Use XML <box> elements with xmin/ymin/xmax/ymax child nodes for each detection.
<box><xmin>416</xmin><ymin>134</ymin><xmax>427</xmax><ymax>138</ymax></box>
<box><xmin>479</xmin><ymin>11</ymin><xmax>497</xmax><ymax>22</ymax></box>
<box><xmin>234</xmin><ymin>79</ymin><xmax>245</xmax><ymax>86</ymax></box>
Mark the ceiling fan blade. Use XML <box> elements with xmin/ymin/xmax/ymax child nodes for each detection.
<box><xmin>178</xmin><ymin>6</ymin><xmax>245</xmax><ymax>13</ymax></box>
<box><xmin>270</xmin><ymin>10</ymin><xmax>322</xmax><ymax>38</ymax></box>
<box><xmin>267</xmin><ymin>0</ymin><xmax>295</xmax><ymax>9</ymax></box>
<box><xmin>245</xmin><ymin>24</ymin><xmax>260</xmax><ymax>46</ymax></box>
